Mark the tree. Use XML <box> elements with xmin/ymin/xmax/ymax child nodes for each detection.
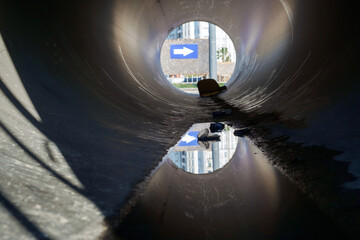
<box><xmin>216</xmin><ymin>47</ymin><xmax>231</xmax><ymax>62</ymax></box>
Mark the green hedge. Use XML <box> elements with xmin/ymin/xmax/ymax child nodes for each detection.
<box><xmin>173</xmin><ymin>83</ymin><xmax>226</xmax><ymax>88</ymax></box>
<box><xmin>173</xmin><ymin>84</ymin><xmax>197</xmax><ymax>88</ymax></box>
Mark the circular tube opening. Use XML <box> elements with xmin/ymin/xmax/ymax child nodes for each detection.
<box><xmin>160</xmin><ymin>21</ymin><xmax>237</xmax><ymax>95</ymax></box>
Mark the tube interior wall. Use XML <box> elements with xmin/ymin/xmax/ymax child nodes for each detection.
<box><xmin>0</xmin><ymin>0</ymin><xmax>359</xmax><ymax>239</ymax></box>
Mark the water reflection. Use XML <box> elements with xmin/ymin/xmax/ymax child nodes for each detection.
<box><xmin>165</xmin><ymin>122</ymin><xmax>238</xmax><ymax>174</ymax></box>
<box><xmin>115</xmin><ymin>125</ymin><xmax>344</xmax><ymax>240</ymax></box>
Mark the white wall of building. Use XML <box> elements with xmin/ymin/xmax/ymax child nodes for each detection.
<box><xmin>215</xmin><ymin>27</ymin><xmax>236</xmax><ymax>63</ymax></box>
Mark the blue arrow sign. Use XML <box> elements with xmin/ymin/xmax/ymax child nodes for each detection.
<box><xmin>170</xmin><ymin>44</ymin><xmax>198</xmax><ymax>59</ymax></box>
<box><xmin>178</xmin><ymin>131</ymin><xmax>199</xmax><ymax>146</ymax></box>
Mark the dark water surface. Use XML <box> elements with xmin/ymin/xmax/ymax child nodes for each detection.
<box><xmin>114</xmin><ymin>124</ymin><xmax>347</xmax><ymax>240</ymax></box>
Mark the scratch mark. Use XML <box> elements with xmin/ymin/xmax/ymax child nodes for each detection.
<box><xmin>118</xmin><ymin>45</ymin><xmax>142</xmax><ymax>86</ymax></box>
<box><xmin>280</xmin><ymin>0</ymin><xmax>294</xmax><ymax>43</ymax></box>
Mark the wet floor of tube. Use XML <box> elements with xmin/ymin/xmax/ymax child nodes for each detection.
<box><xmin>113</xmin><ymin>122</ymin><xmax>347</xmax><ymax>240</ymax></box>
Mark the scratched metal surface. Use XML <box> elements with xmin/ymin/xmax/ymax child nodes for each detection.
<box><xmin>0</xmin><ymin>0</ymin><xmax>359</xmax><ymax>239</ymax></box>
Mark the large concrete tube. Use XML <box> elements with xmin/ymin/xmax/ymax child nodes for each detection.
<box><xmin>0</xmin><ymin>0</ymin><xmax>359</xmax><ymax>239</ymax></box>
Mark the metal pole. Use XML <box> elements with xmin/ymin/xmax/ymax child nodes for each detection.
<box><xmin>209</xmin><ymin>23</ymin><xmax>217</xmax><ymax>80</ymax></box>
<box><xmin>212</xmin><ymin>142</ymin><xmax>220</xmax><ymax>171</ymax></box>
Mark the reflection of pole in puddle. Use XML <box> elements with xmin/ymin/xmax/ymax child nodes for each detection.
<box><xmin>236</xmin><ymin>137</ymin><xmax>280</xmax><ymax>213</ymax></box>
<box><xmin>166</xmin><ymin>122</ymin><xmax>240</xmax><ymax>174</ymax></box>
<box><xmin>212</xmin><ymin>141</ymin><xmax>219</xmax><ymax>171</ymax></box>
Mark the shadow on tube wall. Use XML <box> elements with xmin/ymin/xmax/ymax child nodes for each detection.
<box><xmin>0</xmin><ymin>1</ymin><xmax>204</xmax><ymax>239</ymax></box>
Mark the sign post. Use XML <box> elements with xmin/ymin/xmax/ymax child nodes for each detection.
<box><xmin>209</xmin><ymin>23</ymin><xmax>217</xmax><ymax>79</ymax></box>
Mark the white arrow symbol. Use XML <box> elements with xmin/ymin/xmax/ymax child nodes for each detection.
<box><xmin>181</xmin><ymin>134</ymin><xmax>197</xmax><ymax>143</ymax></box>
<box><xmin>174</xmin><ymin>47</ymin><xmax>194</xmax><ymax>56</ymax></box>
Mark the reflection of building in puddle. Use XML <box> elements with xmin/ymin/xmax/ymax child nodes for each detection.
<box><xmin>165</xmin><ymin>123</ymin><xmax>238</xmax><ymax>174</ymax></box>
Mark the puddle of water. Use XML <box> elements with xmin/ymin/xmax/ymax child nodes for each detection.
<box><xmin>108</xmin><ymin>122</ymin><xmax>346</xmax><ymax>240</ymax></box>
<box><xmin>164</xmin><ymin>122</ymin><xmax>238</xmax><ymax>174</ymax></box>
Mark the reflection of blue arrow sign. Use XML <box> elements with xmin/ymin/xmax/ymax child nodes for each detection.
<box><xmin>170</xmin><ymin>44</ymin><xmax>198</xmax><ymax>59</ymax></box>
<box><xmin>178</xmin><ymin>131</ymin><xmax>199</xmax><ymax>146</ymax></box>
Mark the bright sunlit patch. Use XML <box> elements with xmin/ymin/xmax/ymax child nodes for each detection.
<box><xmin>0</xmin><ymin>33</ymin><xmax>84</xmax><ymax>189</ymax></box>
